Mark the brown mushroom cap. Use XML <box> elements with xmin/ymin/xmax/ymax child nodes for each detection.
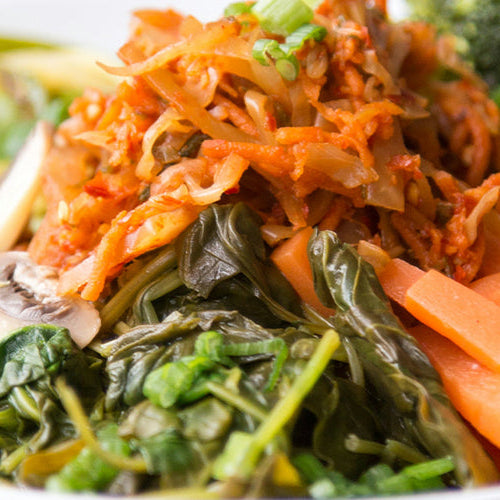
<box><xmin>0</xmin><ymin>251</ymin><xmax>101</xmax><ymax>348</ymax></box>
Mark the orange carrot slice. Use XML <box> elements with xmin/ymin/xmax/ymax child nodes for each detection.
<box><xmin>469</xmin><ymin>272</ymin><xmax>500</xmax><ymax>308</ymax></box>
<box><xmin>271</xmin><ymin>227</ymin><xmax>334</xmax><ymax>317</ymax></box>
<box><xmin>411</xmin><ymin>323</ymin><xmax>500</xmax><ymax>452</ymax></box>
<box><xmin>405</xmin><ymin>269</ymin><xmax>500</xmax><ymax>373</ymax></box>
<box><xmin>377</xmin><ymin>258</ymin><xmax>424</xmax><ymax>307</ymax></box>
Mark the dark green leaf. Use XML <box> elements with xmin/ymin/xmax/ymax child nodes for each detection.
<box><xmin>105</xmin><ymin>308</ymin><xmax>287</xmax><ymax>411</ymax></box>
<box><xmin>134</xmin><ymin>429</ymin><xmax>199</xmax><ymax>476</ymax></box>
<box><xmin>308</xmin><ymin>230</ymin><xmax>494</xmax><ymax>486</ymax></box>
<box><xmin>0</xmin><ymin>325</ymin><xmax>102</xmax><ymax>456</ymax></box>
<box><xmin>177</xmin><ymin>203</ymin><xmax>303</xmax><ymax>325</ymax></box>
<box><xmin>0</xmin><ymin>325</ymin><xmax>76</xmax><ymax>396</ymax></box>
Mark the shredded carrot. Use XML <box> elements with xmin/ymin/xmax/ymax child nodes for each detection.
<box><xmin>26</xmin><ymin>1</ymin><xmax>500</xmax><ymax>301</ymax></box>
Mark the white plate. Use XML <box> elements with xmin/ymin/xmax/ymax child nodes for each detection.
<box><xmin>0</xmin><ymin>0</ymin><xmax>498</xmax><ymax>499</ymax></box>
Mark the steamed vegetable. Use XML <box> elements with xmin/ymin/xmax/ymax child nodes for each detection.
<box><xmin>405</xmin><ymin>269</ymin><xmax>500</xmax><ymax>373</ymax></box>
<box><xmin>0</xmin><ymin>203</ymin><xmax>494</xmax><ymax>494</ymax></box>
<box><xmin>411</xmin><ymin>324</ymin><xmax>500</xmax><ymax>451</ymax></box>
<box><xmin>308</xmin><ymin>230</ymin><xmax>498</xmax><ymax>485</ymax></box>
<box><xmin>0</xmin><ymin>324</ymin><xmax>101</xmax><ymax>472</ymax></box>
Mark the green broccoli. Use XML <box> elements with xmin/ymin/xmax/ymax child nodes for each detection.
<box><xmin>406</xmin><ymin>0</ymin><xmax>500</xmax><ymax>90</ymax></box>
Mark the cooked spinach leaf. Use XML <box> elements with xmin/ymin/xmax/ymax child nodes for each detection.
<box><xmin>105</xmin><ymin>309</ymin><xmax>289</xmax><ymax>411</ymax></box>
<box><xmin>177</xmin><ymin>203</ymin><xmax>303</xmax><ymax>326</ymax></box>
<box><xmin>0</xmin><ymin>324</ymin><xmax>102</xmax><ymax>472</ymax></box>
<box><xmin>308</xmin><ymin>230</ymin><xmax>495</xmax><ymax>486</ymax></box>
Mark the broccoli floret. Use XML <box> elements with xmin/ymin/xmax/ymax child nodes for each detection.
<box><xmin>459</xmin><ymin>0</ymin><xmax>500</xmax><ymax>86</ymax></box>
<box><xmin>406</xmin><ymin>0</ymin><xmax>500</xmax><ymax>88</ymax></box>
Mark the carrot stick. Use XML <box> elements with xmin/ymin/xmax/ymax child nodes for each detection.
<box><xmin>410</xmin><ymin>323</ymin><xmax>500</xmax><ymax>454</ymax></box>
<box><xmin>405</xmin><ymin>269</ymin><xmax>500</xmax><ymax>373</ymax></box>
<box><xmin>469</xmin><ymin>272</ymin><xmax>500</xmax><ymax>308</ymax></box>
<box><xmin>377</xmin><ymin>258</ymin><xmax>424</xmax><ymax>307</ymax></box>
<box><xmin>271</xmin><ymin>227</ymin><xmax>334</xmax><ymax>317</ymax></box>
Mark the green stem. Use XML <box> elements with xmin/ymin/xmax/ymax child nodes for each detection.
<box><xmin>99</xmin><ymin>246</ymin><xmax>177</xmax><ymax>333</ymax></box>
<box><xmin>344</xmin><ymin>434</ymin><xmax>385</xmax><ymax>455</ymax></box>
<box><xmin>8</xmin><ymin>387</ymin><xmax>40</xmax><ymax>422</ymax></box>
<box><xmin>133</xmin><ymin>270</ymin><xmax>183</xmax><ymax>324</ymax></box>
<box><xmin>205</xmin><ymin>382</ymin><xmax>268</xmax><ymax>422</ymax></box>
<box><xmin>237</xmin><ymin>328</ymin><xmax>340</xmax><ymax>478</ymax></box>
<box><xmin>383</xmin><ymin>440</ymin><xmax>428</xmax><ymax>465</ymax></box>
<box><xmin>0</xmin><ymin>443</ymin><xmax>28</xmax><ymax>475</ymax></box>
<box><xmin>55</xmin><ymin>379</ymin><xmax>148</xmax><ymax>473</ymax></box>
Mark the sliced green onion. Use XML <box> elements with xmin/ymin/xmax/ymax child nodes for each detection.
<box><xmin>252</xmin><ymin>39</ymin><xmax>299</xmax><ymax>80</ymax></box>
<box><xmin>281</xmin><ymin>23</ymin><xmax>327</xmax><ymax>54</ymax></box>
<box><xmin>224</xmin><ymin>2</ymin><xmax>253</xmax><ymax>17</ymax></box>
<box><xmin>251</xmin><ymin>0</ymin><xmax>314</xmax><ymax>36</ymax></box>
<box><xmin>252</xmin><ymin>38</ymin><xmax>282</xmax><ymax>66</ymax></box>
<box><xmin>252</xmin><ymin>22</ymin><xmax>326</xmax><ymax>81</ymax></box>
<box><xmin>275</xmin><ymin>55</ymin><xmax>300</xmax><ymax>81</ymax></box>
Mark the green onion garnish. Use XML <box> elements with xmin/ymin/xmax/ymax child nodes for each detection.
<box><xmin>252</xmin><ymin>22</ymin><xmax>326</xmax><ymax>80</ymax></box>
<box><xmin>251</xmin><ymin>0</ymin><xmax>314</xmax><ymax>36</ymax></box>
<box><xmin>281</xmin><ymin>23</ymin><xmax>327</xmax><ymax>54</ymax></box>
<box><xmin>252</xmin><ymin>38</ymin><xmax>300</xmax><ymax>80</ymax></box>
<box><xmin>252</xmin><ymin>38</ymin><xmax>282</xmax><ymax>66</ymax></box>
<box><xmin>275</xmin><ymin>56</ymin><xmax>300</xmax><ymax>80</ymax></box>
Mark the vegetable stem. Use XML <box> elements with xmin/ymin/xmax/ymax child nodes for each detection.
<box><xmin>205</xmin><ymin>381</ymin><xmax>268</xmax><ymax>422</ymax></box>
<box><xmin>133</xmin><ymin>270</ymin><xmax>183</xmax><ymax>324</ymax></box>
<box><xmin>0</xmin><ymin>444</ymin><xmax>28</xmax><ymax>475</ymax></box>
<box><xmin>99</xmin><ymin>246</ymin><xmax>177</xmax><ymax>333</ymax></box>
<box><xmin>8</xmin><ymin>387</ymin><xmax>40</xmax><ymax>423</ymax></box>
<box><xmin>55</xmin><ymin>379</ymin><xmax>148</xmax><ymax>473</ymax></box>
<box><xmin>235</xmin><ymin>328</ymin><xmax>340</xmax><ymax>478</ymax></box>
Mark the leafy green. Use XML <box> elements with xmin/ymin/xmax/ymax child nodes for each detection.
<box><xmin>46</xmin><ymin>423</ymin><xmax>131</xmax><ymax>492</ymax></box>
<box><xmin>308</xmin><ymin>230</ymin><xmax>494</xmax><ymax>486</ymax></box>
<box><xmin>2</xmin><ymin>205</ymin><xmax>486</xmax><ymax>496</ymax></box>
<box><xmin>176</xmin><ymin>203</ymin><xmax>303</xmax><ymax>326</ymax></box>
<box><xmin>143</xmin><ymin>329</ymin><xmax>290</xmax><ymax>408</ymax></box>
<box><xmin>0</xmin><ymin>325</ymin><xmax>86</xmax><ymax>396</ymax></box>
<box><xmin>106</xmin><ymin>307</ymin><xmax>294</xmax><ymax>411</ymax></box>
<box><xmin>133</xmin><ymin>429</ymin><xmax>199</xmax><ymax>476</ymax></box>
<box><xmin>212</xmin><ymin>329</ymin><xmax>340</xmax><ymax>481</ymax></box>
<box><xmin>104</xmin><ymin>314</ymin><xmax>201</xmax><ymax>410</ymax></box>
<box><xmin>100</xmin><ymin>206</ymin><xmax>483</xmax><ymax>495</ymax></box>
<box><xmin>0</xmin><ymin>324</ymin><xmax>102</xmax><ymax>467</ymax></box>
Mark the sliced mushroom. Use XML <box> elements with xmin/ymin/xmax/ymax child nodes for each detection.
<box><xmin>0</xmin><ymin>120</ymin><xmax>52</xmax><ymax>252</ymax></box>
<box><xmin>0</xmin><ymin>251</ymin><xmax>100</xmax><ymax>348</ymax></box>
